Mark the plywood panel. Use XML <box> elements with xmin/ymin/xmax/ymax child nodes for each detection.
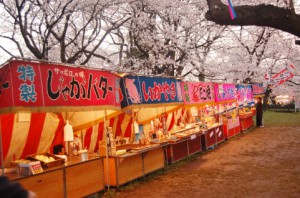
<box><xmin>17</xmin><ymin>169</ymin><xmax>64</xmax><ymax>198</ymax></box>
<box><xmin>65</xmin><ymin>159</ymin><xmax>104</xmax><ymax>198</ymax></box>
<box><xmin>143</xmin><ymin>147</ymin><xmax>165</xmax><ymax>174</ymax></box>
<box><xmin>117</xmin><ymin>154</ymin><xmax>143</xmax><ymax>186</ymax></box>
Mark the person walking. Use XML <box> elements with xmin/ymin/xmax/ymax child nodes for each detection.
<box><xmin>256</xmin><ymin>97</ymin><xmax>264</xmax><ymax>127</ymax></box>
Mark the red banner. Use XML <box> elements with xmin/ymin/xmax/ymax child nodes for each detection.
<box><xmin>270</xmin><ymin>65</ymin><xmax>295</xmax><ymax>87</ymax></box>
<box><xmin>0</xmin><ymin>59</ymin><xmax>120</xmax><ymax>113</ymax></box>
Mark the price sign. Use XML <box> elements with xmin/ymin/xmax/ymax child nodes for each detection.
<box><xmin>30</xmin><ymin>162</ymin><xmax>43</xmax><ymax>175</ymax></box>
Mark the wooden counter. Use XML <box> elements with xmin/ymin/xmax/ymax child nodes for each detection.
<box><xmin>104</xmin><ymin>144</ymin><xmax>166</xmax><ymax>187</ymax></box>
<box><xmin>16</xmin><ymin>169</ymin><xmax>64</xmax><ymax>198</ymax></box>
<box><xmin>9</xmin><ymin>156</ymin><xmax>105</xmax><ymax>198</ymax></box>
<box><xmin>65</xmin><ymin>157</ymin><xmax>104</xmax><ymax>198</ymax></box>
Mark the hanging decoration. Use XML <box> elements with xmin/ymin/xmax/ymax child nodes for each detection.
<box><xmin>269</xmin><ymin>64</ymin><xmax>295</xmax><ymax>87</ymax></box>
<box><xmin>227</xmin><ymin>0</ymin><xmax>237</xmax><ymax>20</ymax></box>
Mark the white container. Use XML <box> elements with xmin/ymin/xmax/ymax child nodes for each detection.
<box><xmin>78</xmin><ymin>150</ymin><xmax>88</xmax><ymax>162</ymax></box>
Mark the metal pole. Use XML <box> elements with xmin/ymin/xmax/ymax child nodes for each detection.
<box><xmin>0</xmin><ymin>117</ymin><xmax>4</xmax><ymax>175</ymax></box>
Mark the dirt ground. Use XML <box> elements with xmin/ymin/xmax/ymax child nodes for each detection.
<box><xmin>106</xmin><ymin>126</ymin><xmax>300</xmax><ymax>198</ymax></box>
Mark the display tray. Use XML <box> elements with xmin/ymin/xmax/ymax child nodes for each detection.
<box><xmin>26</xmin><ymin>153</ymin><xmax>65</xmax><ymax>169</ymax></box>
<box><xmin>116</xmin><ymin>143</ymin><xmax>158</xmax><ymax>152</ymax></box>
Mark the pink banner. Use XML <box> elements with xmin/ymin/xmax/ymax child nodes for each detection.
<box><xmin>214</xmin><ymin>83</ymin><xmax>235</xmax><ymax>102</ymax></box>
<box><xmin>181</xmin><ymin>82</ymin><xmax>214</xmax><ymax>105</ymax></box>
<box><xmin>0</xmin><ymin>59</ymin><xmax>120</xmax><ymax>112</ymax></box>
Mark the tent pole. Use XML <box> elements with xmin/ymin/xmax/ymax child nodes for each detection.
<box><xmin>0</xmin><ymin>117</ymin><xmax>4</xmax><ymax>175</ymax></box>
<box><xmin>163</xmin><ymin>106</ymin><xmax>167</xmax><ymax>135</ymax></box>
<box><xmin>104</xmin><ymin>110</ymin><xmax>110</xmax><ymax>191</ymax></box>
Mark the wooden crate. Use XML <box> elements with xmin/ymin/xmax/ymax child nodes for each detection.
<box><xmin>26</xmin><ymin>152</ymin><xmax>64</xmax><ymax>169</ymax></box>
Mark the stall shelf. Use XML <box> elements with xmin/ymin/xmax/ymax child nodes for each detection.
<box><xmin>8</xmin><ymin>156</ymin><xmax>105</xmax><ymax>198</ymax></box>
<box><xmin>103</xmin><ymin>143</ymin><xmax>166</xmax><ymax>187</ymax></box>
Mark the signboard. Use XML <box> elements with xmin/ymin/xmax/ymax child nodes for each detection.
<box><xmin>252</xmin><ymin>83</ymin><xmax>265</xmax><ymax>96</ymax></box>
<box><xmin>235</xmin><ymin>84</ymin><xmax>254</xmax><ymax>106</ymax></box>
<box><xmin>120</xmin><ymin>75</ymin><xmax>183</xmax><ymax>108</ymax></box>
<box><xmin>214</xmin><ymin>83</ymin><xmax>235</xmax><ymax>102</ymax></box>
<box><xmin>0</xmin><ymin>59</ymin><xmax>120</xmax><ymax>113</ymax></box>
<box><xmin>181</xmin><ymin>82</ymin><xmax>214</xmax><ymax>105</ymax></box>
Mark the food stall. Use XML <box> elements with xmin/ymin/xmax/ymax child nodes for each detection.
<box><xmin>103</xmin><ymin>74</ymin><xmax>183</xmax><ymax>187</ymax></box>
<box><xmin>166</xmin><ymin>81</ymin><xmax>223</xmax><ymax>161</ymax></box>
<box><xmin>214</xmin><ymin>83</ymin><xmax>240</xmax><ymax>140</ymax></box>
<box><xmin>236</xmin><ymin>84</ymin><xmax>255</xmax><ymax>131</ymax></box>
<box><xmin>0</xmin><ymin>58</ymin><xmax>121</xmax><ymax>197</ymax></box>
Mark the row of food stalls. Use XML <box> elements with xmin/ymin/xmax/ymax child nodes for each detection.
<box><xmin>0</xmin><ymin>58</ymin><xmax>259</xmax><ymax>197</ymax></box>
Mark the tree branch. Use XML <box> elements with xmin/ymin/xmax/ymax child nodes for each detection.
<box><xmin>205</xmin><ymin>0</ymin><xmax>300</xmax><ymax>38</ymax></box>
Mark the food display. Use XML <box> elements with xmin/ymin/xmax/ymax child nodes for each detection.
<box><xmin>35</xmin><ymin>155</ymin><xmax>56</xmax><ymax>163</ymax></box>
<box><xmin>26</xmin><ymin>153</ymin><xmax>64</xmax><ymax>169</ymax></box>
<box><xmin>239</xmin><ymin>107</ymin><xmax>254</xmax><ymax>116</ymax></box>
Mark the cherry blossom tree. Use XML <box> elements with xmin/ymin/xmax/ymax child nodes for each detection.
<box><xmin>0</xmin><ymin>0</ymin><xmax>131</xmax><ymax>65</ymax></box>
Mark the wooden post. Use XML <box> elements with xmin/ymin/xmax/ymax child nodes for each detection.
<box><xmin>131</xmin><ymin>110</ymin><xmax>135</xmax><ymax>143</ymax></box>
<box><xmin>104</xmin><ymin>110</ymin><xmax>110</xmax><ymax>191</ymax></box>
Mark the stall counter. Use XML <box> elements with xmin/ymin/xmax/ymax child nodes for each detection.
<box><xmin>8</xmin><ymin>156</ymin><xmax>105</xmax><ymax>198</ymax></box>
<box><xmin>201</xmin><ymin>124</ymin><xmax>225</xmax><ymax>150</ymax></box>
<box><xmin>104</xmin><ymin>143</ymin><xmax>167</xmax><ymax>187</ymax></box>
<box><xmin>223</xmin><ymin>117</ymin><xmax>241</xmax><ymax>139</ymax></box>
<box><xmin>239</xmin><ymin>113</ymin><xmax>254</xmax><ymax>131</ymax></box>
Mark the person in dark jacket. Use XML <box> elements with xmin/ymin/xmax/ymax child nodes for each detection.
<box><xmin>256</xmin><ymin>97</ymin><xmax>264</xmax><ymax>127</ymax></box>
<box><xmin>0</xmin><ymin>176</ymin><xmax>36</xmax><ymax>198</ymax></box>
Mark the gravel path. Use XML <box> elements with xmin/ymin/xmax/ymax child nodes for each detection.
<box><xmin>105</xmin><ymin>126</ymin><xmax>300</xmax><ymax>198</ymax></box>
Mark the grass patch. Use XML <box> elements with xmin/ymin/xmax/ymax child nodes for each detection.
<box><xmin>263</xmin><ymin>111</ymin><xmax>300</xmax><ymax>127</ymax></box>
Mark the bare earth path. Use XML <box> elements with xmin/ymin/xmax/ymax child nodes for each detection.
<box><xmin>108</xmin><ymin>126</ymin><xmax>300</xmax><ymax>198</ymax></box>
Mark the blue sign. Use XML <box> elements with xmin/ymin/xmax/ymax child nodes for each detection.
<box><xmin>120</xmin><ymin>75</ymin><xmax>183</xmax><ymax>108</ymax></box>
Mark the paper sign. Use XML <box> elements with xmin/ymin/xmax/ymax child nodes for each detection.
<box><xmin>191</xmin><ymin>134</ymin><xmax>196</xmax><ymax>140</ymax></box>
<box><xmin>218</xmin><ymin>131</ymin><xmax>222</xmax><ymax>137</ymax></box>
<box><xmin>30</xmin><ymin>162</ymin><xmax>43</xmax><ymax>175</ymax></box>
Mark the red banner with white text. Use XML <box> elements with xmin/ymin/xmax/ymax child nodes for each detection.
<box><xmin>0</xmin><ymin>59</ymin><xmax>120</xmax><ymax>113</ymax></box>
<box><xmin>269</xmin><ymin>65</ymin><xmax>295</xmax><ymax>87</ymax></box>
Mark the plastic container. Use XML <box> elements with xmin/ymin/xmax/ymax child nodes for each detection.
<box><xmin>78</xmin><ymin>150</ymin><xmax>88</xmax><ymax>162</ymax></box>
